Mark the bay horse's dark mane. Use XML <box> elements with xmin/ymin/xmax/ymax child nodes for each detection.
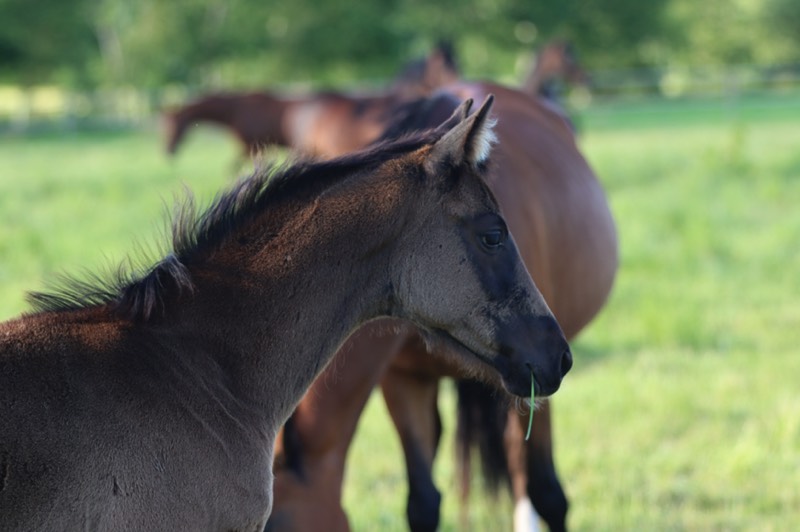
<box><xmin>27</xmin><ymin>131</ymin><xmax>442</xmax><ymax>322</ymax></box>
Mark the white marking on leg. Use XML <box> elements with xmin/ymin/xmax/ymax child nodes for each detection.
<box><xmin>514</xmin><ymin>497</ymin><xmax>541</xmax><ymax>532</ymax></box>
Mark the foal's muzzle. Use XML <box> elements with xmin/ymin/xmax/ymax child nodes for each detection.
<box><xmin>497</xmin><ymin>315</ymin><xmax>572</xmax><ymax>398</ymax></box>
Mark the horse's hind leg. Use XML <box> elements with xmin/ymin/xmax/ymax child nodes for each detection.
<box><xmin>521</xmin><ymin>401</ymin><xmax>568</xmax><ymax>532</ymax></box>
<box><xmin>380</xmin><ymin>347</ymin><xmax>442</xmax><ymax>532</ymax></box>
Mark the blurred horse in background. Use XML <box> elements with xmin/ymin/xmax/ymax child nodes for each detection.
<box><xmin>522</xmin><ymin>40</ymin><xmax>589</xmax><ymax>102</ymax></box>
<box><xmin>162</xmin><ymin>44</ymin><xmax>458</xmax><ymax>160</ymax></box>
<box><xmin>162</xmin><ymin>90</ymin><xmax>395</xmax><ymax>160</ymax></box>
<box><xmin>267</xmin><ymin>79</ymin><xmax>617</xmax><ymax>532</ymax></box>
<box><xmin>520</xmin><ymin>40</ymin><xmax>590</xmax><ymax>134</ymax></box>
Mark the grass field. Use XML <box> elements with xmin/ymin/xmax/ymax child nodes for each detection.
<box><xmin>1</xmin><ymin>95</ymin><xmax>799</xmax><ymax>530</ymax></box>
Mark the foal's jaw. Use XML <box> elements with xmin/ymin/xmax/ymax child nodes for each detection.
<box><xmin>426</xmin><ymin>317</ymin><xmax>571</xmax><ymax>399</ymax></box>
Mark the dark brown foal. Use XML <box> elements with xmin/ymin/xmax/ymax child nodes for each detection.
<box><xmin>1</xmin><ymin>97</ymin><xmax>572</xmax><ymax>531</ymax></box>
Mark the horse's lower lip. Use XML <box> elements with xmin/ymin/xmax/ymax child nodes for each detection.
<box><xmin>500</xmin><ymin>372</ymin><xmax>549</xmax><ymax>399</ymax></box>
<box><xmin>501</xmin><ymin>376</ymin><xmax>530</xmax><ymax>398</ymax></box>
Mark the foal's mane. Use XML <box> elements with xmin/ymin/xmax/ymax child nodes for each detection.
<box><xmin>27</xmin><ymin>132</ymin><xmax>441</xmax><ymax>322</ymax></box>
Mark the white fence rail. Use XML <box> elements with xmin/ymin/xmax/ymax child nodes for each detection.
<box><xmin>587</xmin><ymin>63</ymin><xmax>800</xmax><ymax>100</ymax></box>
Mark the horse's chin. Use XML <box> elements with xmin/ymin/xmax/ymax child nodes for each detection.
<box><xmin>423</xmin><ymin>327</ymin><xmax>535</xmax><ymax>399</ymax></box>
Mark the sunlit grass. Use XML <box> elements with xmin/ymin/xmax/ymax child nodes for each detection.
<box><xmin>0</xmin><ymin>128</ymin><xmax>243</xmax><ymax>319</ymax></box>
<box><xmin>1</xmin><ymin>96</ymin><xmax>798</xmax><ymax>530</ymax></box>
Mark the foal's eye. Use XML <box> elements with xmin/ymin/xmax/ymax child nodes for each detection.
<box><xmin>480</xmin><ymin>229</ymin><xmax>505</xmax><ymax>251</ymax></box>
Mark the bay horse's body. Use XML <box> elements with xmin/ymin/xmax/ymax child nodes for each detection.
<box><xmin>268</xmin><ymin>82</ymin><xmax>617</xmax><ymax>531</ymax></box>
<box><xmin>0</xmin><ymin>98</ymin><xmax>574</xmax><ymax>531</ymax></box>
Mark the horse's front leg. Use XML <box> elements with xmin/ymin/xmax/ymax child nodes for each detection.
<box><xmin>524</xmin><ymin>401</ymin><xmax>568</xmax><ymax>532</ymax></box>
<box><xmin>381</xmin><ymin>346</ymin><xmax>442</xmax><ymax>532</ymax></box>
<box><xmin>507</xmin><ymin>401</ymin><xmax>568</xmax><ymax>532</ymax></box>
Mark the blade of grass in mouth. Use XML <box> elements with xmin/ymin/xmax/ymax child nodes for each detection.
<box><xmin>525</xmin><ymin>372</ymin><xmax>534</xmax><ymax>441</ymax></box>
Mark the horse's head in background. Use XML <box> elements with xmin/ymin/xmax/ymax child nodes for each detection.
<box><xmin>392</xmin><ymin>41</ymin><xmax>461</xmax><ymax>99</ymax></box>
<box><xmin>524</xmin><ymin>40</ymin><xmax>590</xmax><ymax>100</ymax></box>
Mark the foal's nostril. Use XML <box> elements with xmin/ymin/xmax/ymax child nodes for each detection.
<box><xmin>560</xmin><ymin>349</ymin><xmax>573</xmax><ymax>377</ymax></box>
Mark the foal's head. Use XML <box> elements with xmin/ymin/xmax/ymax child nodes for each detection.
<box><xmin>388</xmin><ymin>96</ymin><xmax>571</xmax><ymax>397</ymax></box>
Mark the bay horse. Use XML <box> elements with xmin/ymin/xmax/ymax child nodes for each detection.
<box><xmin>521</xmin><ymin>40</ymin><xmax>589</xmax><ymax>101</ymax></box>
<box><xmin>163</xmin><ymin>44</ymin><xmax>460</xmax><ymax>160</ymax></box>
<box><xmin>268</xmin><ymin>83</ymin><xmax>617</xmax><ymax>531</ymax></box>
<box><xmin>0</xmin><ymin>97</ymin><xmax>575</xmax><ymax>531</ymax></box>
<box><xmin>163</xmin><ymin>90</ymin><xmax>397</xmax><ymax>160</ymax></box>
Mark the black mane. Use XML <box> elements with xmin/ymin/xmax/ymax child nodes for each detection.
<box><xmin>378</xmin><ymin>91</ymin><xmax>462</xmax><ymax>143</ymax></box>
<box><xmin>27</xmin><ymin>131</ymin><xmax>442</xmax><ymax>322</ymax></box>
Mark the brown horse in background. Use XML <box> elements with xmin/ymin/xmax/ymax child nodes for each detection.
<box><xmin>268</xmin><ymin>82</ymin><xmax>617</xmax><ymax>532</ymax></box>
<box><xmin>0</xmin><ymin>97</ymin><xmax>574</xmax><ymax>530</ymax></box>
<box><xmin>162</xmin><ymin>90</ymin><xmax>394</xmax><ymax>159</ymax></box>
<box><xmin>163</xmin><ymin>91</ymin><xmax>290</xmax><ymax>156</ymax></box>
<box><xmin>522</xmin><ymin>40</ymin><xmax>589</xmax><ymax>101</ymax></box>
<box><xmin>162</xmin><ymin>44</ymin><xmax>458</xmax><ymax>159</ymax></box>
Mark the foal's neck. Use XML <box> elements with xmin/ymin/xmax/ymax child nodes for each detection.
<box><xmin>179</xmin><ymin>169</ymin><xmax>408</xmax><ymax>428</ymax></box>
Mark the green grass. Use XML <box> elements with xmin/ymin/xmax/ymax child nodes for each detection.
<box><xmin>1</xmin><ymin>96</ymin><xmax>799</xmax><ymax>530</ymax></box>
<box><xmin>0</xmin><ymin>128</ymin><xmax>244</xmax><ymax>318</ymax></box>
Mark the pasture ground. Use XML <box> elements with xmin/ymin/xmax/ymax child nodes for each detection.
<box><xmin>1</xmin><ymin>94</ymin><xmax>798</xmax><ymax>530</ymax></box>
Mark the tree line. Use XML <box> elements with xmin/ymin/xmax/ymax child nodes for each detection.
<box><xmin>1</xmin><ymin>0</ymin><xmax>798</xmax><ymax>89</ymax></box>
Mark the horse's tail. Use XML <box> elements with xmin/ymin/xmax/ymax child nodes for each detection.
<box><xmin>455</xmin><ymin>379</ymin><xmax>511</xmax><ymax>499</ymax></box>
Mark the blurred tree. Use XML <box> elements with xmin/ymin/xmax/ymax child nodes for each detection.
<box><xmin>763</xmin><ymin>0</ymin><xmax>800</xmax><ymax>64</ymax></box>
<box><xmin>93</xmin><ymin>0</ymin><xmax>276</xmax><ymax>87</ymax></box>
<box><xmin>1</xmin><ymin>0</ymin><xmax>799</xmax><ymax>89</ymax></box>
<box><xmin>0</xmin><ymin>0</ymin><xmax>97</xmax><ymax>85</ymax></box>
<box><xmin>506</xmin><ymin>0</ymin><xmax>673</xmax><ymax>68</ymax></box>
<box><xmin>662</xmin><ymin>0</ymin><xmax>763</xmax><ymax>66</ymax></box>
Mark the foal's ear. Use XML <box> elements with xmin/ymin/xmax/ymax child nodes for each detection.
<box><xmin>427</xmin><ymin>94</ymin><xmax>496</xmax><ymax>172</ymax></box>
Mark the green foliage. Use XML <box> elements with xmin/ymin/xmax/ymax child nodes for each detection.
<box><xmin>2</xmin><ymin>0</ymin><xmax>799</xmax><ymax>88</ymax></box>
<box><xmin>660</xmin><ymin>0</ymin><xmax>800</xmax><ymax>66</ymax></box>
<box><xmin>0</xmin><ymin>0</ymin><xmax>97</xmax><ymax>85</ymax></box>
<box><xmin>507</xmin><ymin>0</ymin><xmax>673</xmax><ymax>68</ymax></box>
